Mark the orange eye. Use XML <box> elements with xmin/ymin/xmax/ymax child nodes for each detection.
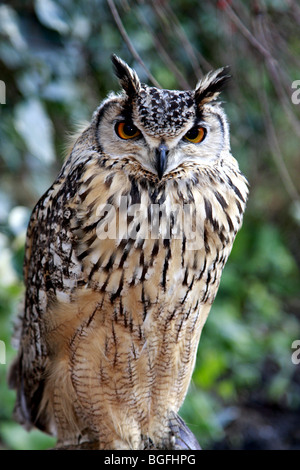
<box><xmin>184</xmin><ymin>126</ymin><xmax>206</xmax><ymax>144</ymax></box>
<box><xmin>115</xmin><ymin>121</ymin><xmax>141</xmax><ymax>140</ymax></box>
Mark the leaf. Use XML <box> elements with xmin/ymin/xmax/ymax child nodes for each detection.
<box><xmin>34</xmin><ymin>0</ymin><xmax>70</xmax><ymax>35</ymax></box>
<box><xmin>0</xmin><ymin>234</ymin><xmax>18</xmax><ymax>286</ymax></box>
<box><xmin>8</xmin><ymin>206</ymin><xmax>30</xmax><ymax>237</ymax></box>
<box><xmin>14</xmin><ymin>99</ymin><xmax>55</xmax><ymax>164</ymax></box>
<box><xmin>0</xmin><ymin>421</ymin><xmax>56</xmax><ymax>450</ymax></box>
<box><xmin>0</xmin><ymin>5</ymin><xmax>26</xmax><ymax>51</ymax></box>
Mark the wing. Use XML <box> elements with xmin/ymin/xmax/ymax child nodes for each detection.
<box><xmin>9</xmin><ymin>159</ymin><xmax>85</xmax><ymax>432</ymax></box>
<box><xmin>9</xmin><ymin>178</ymin><xmax>68</xmax><ymax>431</ymax></box>
<box><xmin>9</xmin><ymin>194</ymin><xmax>53</xmax><ymax>431</ymax></box>
<box><xmin>9</xmin><ymin>122</ymin><xmax>109</xmax><ymax>433</ymax></box>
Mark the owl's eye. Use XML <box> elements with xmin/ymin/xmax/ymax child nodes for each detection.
<box><xmin>184</xmin><ymin>126</ymin><xmax>206</xmax><ymax>144</ymax></box>
<box><xmin>115</xmin><ymin>121</ymin><xmax>141</xmax><ymax>140</ymax></box>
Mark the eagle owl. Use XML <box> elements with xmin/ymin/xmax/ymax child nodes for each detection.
<box><xmin>9</xmin><ymin>55</ymin><xmax>248</xmax><ymax>450</ymax></box>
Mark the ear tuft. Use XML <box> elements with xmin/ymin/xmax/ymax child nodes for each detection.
<box><xmin>111</xmin><ymin>54</ymin><xmax>141</xmax><ymax>97</ymax></box>
<box><xmin>195</xmin><ymin>66</ymin><xmax>231</xmax><ymax>107</ymax></box>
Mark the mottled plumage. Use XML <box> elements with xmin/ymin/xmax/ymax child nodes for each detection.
<box><xmin>9</xmin><ymin>55</ymin><xmax>248</xmax><ymax>450</ymax></box>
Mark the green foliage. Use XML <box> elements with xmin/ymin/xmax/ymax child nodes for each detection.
<box><xmin>0</xmin><ymin>0</ymin><xmax>300</xmax><ymax>450</ymax></box>
<box><xmin>180</xmin><ymin>215</ymin><xmax>300</xmax><ymax>445</ymax></box>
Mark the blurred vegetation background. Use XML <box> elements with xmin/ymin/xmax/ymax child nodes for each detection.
<box><xmin>0</xmin><ymin>0</ymin><xmax>300</xmax><ymax>450</ymax></box>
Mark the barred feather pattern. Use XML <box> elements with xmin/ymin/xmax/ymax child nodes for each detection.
<box><xmin>9</xmin><ymin>57</ymin><xmax>248</xmax><ymax>450</ymax></box>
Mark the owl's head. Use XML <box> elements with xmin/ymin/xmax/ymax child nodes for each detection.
<box><xmin>93</xmin><ymin>55</ymin><xmax>231</xmax><ymax>180</ymax></box>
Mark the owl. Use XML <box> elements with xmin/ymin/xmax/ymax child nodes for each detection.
<box><xmin>9</xmin><ymin>55</ymin><xmax>248</xmax><ymax>450</ymax></box>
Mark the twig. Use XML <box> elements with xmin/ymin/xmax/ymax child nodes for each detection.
<box><xmin>151</xmin><ymin>1</ymin><xmax>212</xmax><ymax>76</ymax></box>
<box><xmin>223</xmin><ymin>1</ymin><xmax>299</xmax><ymax>201</ymax></box>
<box><xmin>259</xmin><ymin>71</ymin><xmax>300</xmax><ymax>203</ymax></box>
<box><xmin>285</xmin><ymin>0</ymin><xmax>300</xmax><ymax>26</ymax></box>
<box><xmin>223</xmin><ymin>1</ymin><xmax>300</xmax><ymax>139</ymax></box>
<box><xmin>223</xmin><ymin>2</ymin><xmax>272</xmax><ymax>60</ymax></box>
<box><xmin>106</xmin><ymin>0</ymin><xmax>161</xmax><ymax>88</ymax></box>
<box><xmin>254</xmin><ymin>7</ymin><xmax>300</xmax><ymax>138</ymax></box>
<box><xmin>135</xmin><ymin>6</ymin><xmax>192</xmax><ymax>89</ymax></box>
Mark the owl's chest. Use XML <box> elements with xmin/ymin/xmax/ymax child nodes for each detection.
<box><xmin>80</xmin><ymin>223</ymin><xmax>225</xmax><ymax>329</ymax></box>
<box><xmin>75</xmin><ymin>175</ymin><xmax>233</xmax><ymax>309</ymax></box>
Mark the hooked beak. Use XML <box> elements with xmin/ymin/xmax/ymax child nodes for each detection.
<box><xmin>155</xmin><ymin>143</ymin><xmax>168</xmax><ymax>180</ymax></box>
